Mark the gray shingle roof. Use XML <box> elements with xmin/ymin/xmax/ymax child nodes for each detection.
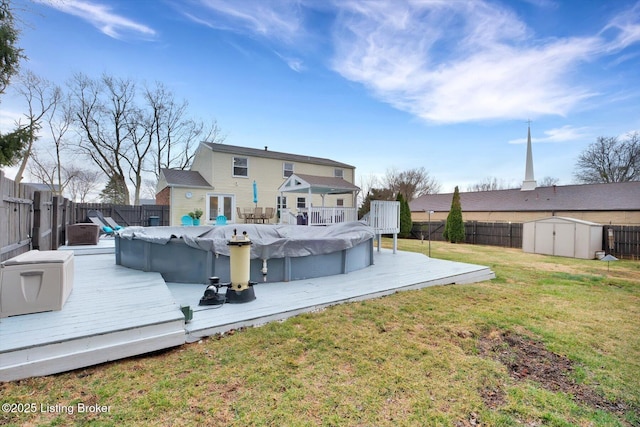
<box><xmin>280</xmin><ymin>173</ymin><xmax>360</xmax><ymax>194</ymax></box>
<box><xmin>201</xmin><ymin>142</ymin><xmax>355</xmax><ymax>169</ymax></box>
<box><xmin>160</xmin><ymin>168</ymin><xmax>212</xmax><ymax>188</ymax></box>
<box><xmin>410</xmin><ymin>181</ymin><xmax>640</xmax><ymax>212</ymax></box>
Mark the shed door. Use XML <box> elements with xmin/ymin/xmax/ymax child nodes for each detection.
<box><xmin>554</xmin><ymin>223</ymin><xmax>575</xmax><ymax>257</ymax></box>
<box><xmin>535</xmin><ymin>223</ymin><xmax>555</xmax><ymax>255</ymax></box>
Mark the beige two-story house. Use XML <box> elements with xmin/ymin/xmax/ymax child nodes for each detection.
<box><xmin>156</xmin><ymin>143</ymin><xmax>359</xmax><ymax>226</ymax></box>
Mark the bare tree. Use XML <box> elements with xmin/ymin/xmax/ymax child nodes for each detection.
<box><xmin>69</xmin><ymin>72</ymin><xmax>134</xmax><ymax>203</ymax></box>
<box><xmin>26</xmin><ymin>150</ymin><xmax>75</xmax><ymax>195</ymax></box>
<box><xmin>143</xmin><ymin>81</ymin><xmax>224</xmax><ymax>181</ymax></box>
<box><xmin>538</xmin><ymin>176</ymin><xmax>559</xmax><ymax>187</ymax></box>
<box><xmin>68</xmin><ymin>74</ymin><xmax>224</xmax><ymax>205</ymax></box>
<box><xmin>574</xmin><ymin>133</ymin><xmax>639</xmax><ymax>183</ymax></box>
<box><xmin>382</xmin><ymin>167</ymin><xmax>440</xmax><ymax>201</ymax></box>
<box><xmin>65</xmin><ymin>167</ymin><xmax>102</xmax><ymax>202</ymax></box>
<box><xmin>357</xmin><ymin>173</ymin><xmax>379</xmax><ymax>207</ymax></box>
<box><xmin>25</xmin><ymin>79</ymin><xmax>73</xmax><ymax>196</ymax></box>
<box><xmin>467</xmin><ymin>176</ymin><xmax>506</xmax><ymax>192</ymax></box>
<box><xmin>12</xmin><ymin>71</ymin><xmax>60</xmax><ymax>184</ymax></box>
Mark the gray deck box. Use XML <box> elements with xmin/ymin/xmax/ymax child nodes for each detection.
<box><xmin>0</xmin><ymin>250</ymin><xmax>74</xmax><ymax>318</ymax></box>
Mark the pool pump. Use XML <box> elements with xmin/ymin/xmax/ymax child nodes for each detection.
<box><xmin>199</xmin><ymin>229</ymin><xmax>257</xmax><ymax>305</ymax></box>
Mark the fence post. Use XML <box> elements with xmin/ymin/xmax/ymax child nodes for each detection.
<box><xmin>52</xmin><ymin>196</ymin><xmax>60</xmax><ymax>249</ymax></box>
<box><xmin>32</xmin><ymin>191</ymin><xmax>41</xmax><ymax>250</ymax></box>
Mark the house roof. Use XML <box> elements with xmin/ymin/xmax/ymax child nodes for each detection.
<box><xmin>160</xmin><ymin>168</ymin><xmax>212</xmax><ymax>188</ymax></box>
<box><xmin>278</xmin><ymin>173</ymin><xmax>360</xmax><ymax>195</ymax></box>
<box><xmin>410</xmin><ymin>181</ymin><xmax>640</xmax><ymax>213</ymax></box>
<box><xmin>201</xmin><ymin>142</ymin><xmax>355</xmax><ymax>169</ymax></box>
<box><xmin>23</xmin><ymin>183</ymin><xmax>62</xmax><ymax>192</ymax></box>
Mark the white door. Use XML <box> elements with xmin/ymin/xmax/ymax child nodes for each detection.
<box><xmin>208</xmin><ymin>194</ymin><xmax>234</xmax><ymax>222</ymax></box>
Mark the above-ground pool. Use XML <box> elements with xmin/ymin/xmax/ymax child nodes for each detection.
<box><xmin>115</xmin><ymin>222</ymin><xmax>375</xmax><ymax>283</ymax></box>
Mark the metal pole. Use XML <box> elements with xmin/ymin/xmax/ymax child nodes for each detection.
<box><xmin>428</xmin><ymin>210</ymin><xmax>431</xmax><ymax>257</ymax></box>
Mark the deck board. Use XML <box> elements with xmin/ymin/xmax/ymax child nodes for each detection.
<box><xmin>167</xmin><ymin>249</ymin><xmax>495</xmax><ymax>342</ymax></box>
<box><xmin>0</xmin><ymin>250</ymin><xmax>186</xmax><ymax>381</ymax></box>
<box><xmin>1</xmin><ymin>240</ymin><xmax>495</xmax><ymax>382</ymax></box>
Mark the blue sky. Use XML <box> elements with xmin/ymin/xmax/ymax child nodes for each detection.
<box><xmin>2</xmin><ymin>0</ymin><xmax>640</xmax><ymax>193</ymax></box>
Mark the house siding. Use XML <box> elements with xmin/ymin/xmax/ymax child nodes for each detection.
<box><xmin>163</xmin><ymin>144</ymin><xmax>356</xmax><ymax>226</ymax></box>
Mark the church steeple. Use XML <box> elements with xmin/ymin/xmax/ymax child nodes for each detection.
<box><xmin>521</xmin><ymin>121</ymin><xmax>537</xmax><ymax>191</ymax></box>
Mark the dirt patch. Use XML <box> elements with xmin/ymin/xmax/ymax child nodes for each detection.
<box><xmin>477</xmin><ymin>330</ymin><xmax>628</xmax><ymax>415</ymax></box>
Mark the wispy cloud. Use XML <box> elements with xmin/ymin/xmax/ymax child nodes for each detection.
<box><xmin>508</xmin><ymin>125</ymin><xmax>592</xmax><ymax>144</ymax></box>
<box><xmin>600</xmin><ymin>2</ymin><xmax>640</xmax><ymax>53</ymax></box>
<box><xmin>275</xmin><ymin>52</ymin><xmax>305</xmax><ymax>72</ymax></box>
<box><xmin>35</xmin><ymin>0</ymin><xmax>156</xmax><ymax>40</ymax></box>
<box><xmin>329</xmin><ymin>1</ymin><xmax>619</xmax><ymax>124</ymax></box>
<box><xmin>177</xmin><ymin>0</ymin><xmax>640</xmax><ymax>124</ymax></box>
<box><xmin>184</xmin><ymin>0</ymin><xmax>304</xmax><ymax>45</ymax></box>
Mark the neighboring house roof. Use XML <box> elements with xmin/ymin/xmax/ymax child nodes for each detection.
<box><xmin>410</xmin><ymin>181</ymin><xmax>640</xmax><ymax>212</ymax></box>
<box><xmin>23</xmin><ymin>183</ymin><xmax>62</xmax><ymax>192</ymax></box>
<box><xmin>201</xmin><ymin>142</ymin><xmax>355</xmax><ymax>169</ymax></box>
<box><xmin>278</xmin><ymin>173</ymin><xmax>360</xmax><ymax>195</ymax></box>
<box><xmin>160</xmin><ymin>168</ymin><xmax>212</xmax><ymax>188</ymax></box>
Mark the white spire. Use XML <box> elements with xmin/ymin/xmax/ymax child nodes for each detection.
<box><xmin>521</xmin><ymin>121</ymin><xmax>537</xmax><ymax>191</ymax></box>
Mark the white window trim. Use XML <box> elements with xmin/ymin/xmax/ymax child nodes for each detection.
<box><xmin>232</xmin><ymin>156</ymin><xmax>249</xmax><ymax>178</ymax></box>
<box><xmin>283</xmin><ymin>162</ymin><xmax>294</xmax><ymax>178</ymax></box>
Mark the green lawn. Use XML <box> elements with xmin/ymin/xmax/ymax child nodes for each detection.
<box><xmin>1</xmin><ymin>239</ymin><xmax>638</xmax><ymax>426</ymax></box>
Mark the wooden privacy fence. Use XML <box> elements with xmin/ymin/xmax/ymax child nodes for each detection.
<box><xmin>73</xmin><ymin>203</ymin><xmax>169</xmax><ymax>227</ymax></box>
<box><xmin>412</xmin><ymin>221</ymin><xmax>523</xmax><ymax>248</ymax></box>
<box><xmin>413</xmin><ymin>221</ymin><xmax>640</xmax><ymax>259</ymax></box>
<box><xmin>605</xmin><ymin>225</ymin><xmax>640</xmax><ymax>260</ymax></box>
<box><xmin>0</xmin><ymin>171</ymin><xmax>170</xmax><ymax>262</ymax></box>
<box><xmin>1</xmin><ymin>171</ymin><xmax>34</xmax><ymax>261</ymax></box>
<box><xmin>32</xmin><ymin>193</ymin><xmax>73</xmax><ymax>253</ymax></box>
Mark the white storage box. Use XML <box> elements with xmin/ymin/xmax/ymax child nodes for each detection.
<box><xmin>0</xmin><ymin>250</ymin><xmax>74</xmax><ymax>318</ymax></box>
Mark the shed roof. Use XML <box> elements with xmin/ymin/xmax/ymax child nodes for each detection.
<box><xmin>278</xmin><ymin>173</ymin><xmax>360</xmax><ymax>195</ymax></box>
<box><xmin>201</xmin><ymin>142</ymin><xmax>355</xmax><ymax>169</ymax></box>
<box><xmin>524</xmin><ymin>216</ymin><xmax>603</xmax><ymax>226</ymax></box>
<box><xmin>410</xmin><ymin>181</ymin><xmax>640</xmax><ymax>212</ymax></box>
<box><xmin>160</xmin><ymin>168</ymin><xmax>212</xmax><ymax>188</ymax></box>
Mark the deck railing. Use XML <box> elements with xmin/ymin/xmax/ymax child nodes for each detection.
<box><xmin>279</xmin><ymin>207</ymin><xmax>357</xmax><ymax>225</ymax></box>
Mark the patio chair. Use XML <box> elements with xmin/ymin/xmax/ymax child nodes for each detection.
<box><xmin>262</xmin><ymin>207</ymin><xmax>275</xmax><ymax>223</ymax></box>
<box><xmin>88</xmin><ymin>216</ymin><xmax>115</xmax><ymax>236</ymax></box>
<box><xmin>181</xmin><ymin>215</ymin><xmax>194</xmax><ymax>226</ymax></box>
<box><xmin>216</xmin><ymin>215</ymin><xmax>227</xmax><ymax>225</ymax></box>
<box><xmin>104</xmin><ymin>216</ymin><xmax>124</xmax><ymax>231</ymax></box>
<box><xmin>236</xmin><ymin>207</ymin><xmax>246</xmax><ymax>223</ymax></box>
<box><xmin>244</xmin><ymin>207</ymin><xmax>254</xmax><ymax>223</ymax></box>
<box><xmin>254</xmin><ymin>207</ymin><xmax>263</xmax><ymax>223</ymax></box>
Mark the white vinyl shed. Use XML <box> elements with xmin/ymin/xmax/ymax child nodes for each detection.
<box><xmin>522</xmin><ymin>217</ymin><xmax>603</xmax><ymax>259</ymax></box>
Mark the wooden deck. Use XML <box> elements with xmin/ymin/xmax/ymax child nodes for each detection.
<box><xmin>0</xmin><ymin>239</ymin><xmax>494</xmax><ymax>382</ymax></box>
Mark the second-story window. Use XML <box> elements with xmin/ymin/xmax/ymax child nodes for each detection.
<box><xmin>334</xmin><ymin>168</ymin><xmax>344</xmax><ymax>179</ymax></box>
<box><xmin>283</xmin><ymin>162</ymin><xmax>294</xmax><ymax>178</ymax></box>
<box><xmin>233</xmin><ymin>157</ymin><xmax>248</xmax><ymax>177</ymax></box>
